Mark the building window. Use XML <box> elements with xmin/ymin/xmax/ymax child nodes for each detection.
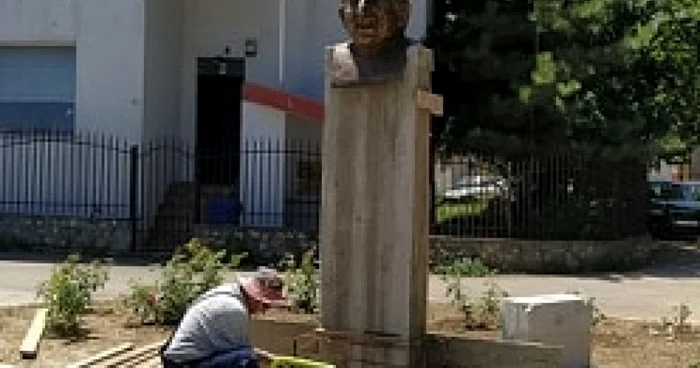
<box><xmin>0</xmin><ymin>47</ymin><xmax>76</xmax><ymax>134</ymax></box>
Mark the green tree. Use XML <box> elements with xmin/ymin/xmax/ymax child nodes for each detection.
<box><xmin>426</xmin><ymin>0</ymin><xmax>700</xmax><ymax>239</ymax></box>
<box><xmin>427</xmin><ymin>0</ymin><xmax>700</xmax><ymax>159</ymax></box>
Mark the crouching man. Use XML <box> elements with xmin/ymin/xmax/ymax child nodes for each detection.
<box><xmin>161</xmin><ymin>268</ymin><xmax>289</xmax><ymax>367</ymax></box>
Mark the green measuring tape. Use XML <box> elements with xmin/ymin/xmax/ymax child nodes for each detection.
<box><xmin>269</xmin><ymin>356</ymin><xmax>336</xmax><ymax>368</ymax></box>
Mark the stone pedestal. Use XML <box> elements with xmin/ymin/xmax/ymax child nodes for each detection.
<box><xmin>501</xmin><ymin>294</ymin><xmax>592</xmax><ymax>368</ymax></box>
<box><xmin>319</xmin><ymin>45</ymin><xmax>433</xmax><ymax>368</ymax></box>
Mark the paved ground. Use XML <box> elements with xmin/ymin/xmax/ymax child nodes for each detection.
<box><xmin>430</xmin><ymin>270</ymin><xmax>700</xmax><ymax>323</ymax></box>
<box><xmin>3</xmin><ymin>252</ymin><xmax>700</xmax><ymax>322</ymax></box>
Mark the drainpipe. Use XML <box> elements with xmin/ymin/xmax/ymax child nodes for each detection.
<box><xmin>278</xmin><ymin>0</ymin><xmax>286</xmax><ymax>87</ymax></box>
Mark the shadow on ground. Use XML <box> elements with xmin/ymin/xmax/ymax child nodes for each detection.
<box><xmin>584</xmin><ymin>240</ymin><xmax>700</xmax><ymax>281</ymax></box>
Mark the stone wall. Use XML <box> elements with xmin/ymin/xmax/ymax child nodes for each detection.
<box><xmin>431</xmin><ymin>236</ymin><xmax>664</xmax><ymax>274</ymax></box>
<box><xmin>251</xmin><ymin>318</ymin><xmax>318</xmax><ymax>356</ymax></box>
<box><xmin>425</xmin><ymin>334</ymin><xmax>562</xmax><ymax>368</ymax></box>
<box><xmin>0</xmin><ymin>216</ymin><xmax>131</xmax><ymax>254</ymax></box>
<box><xmin>0</xmin><ymin>217</ymin><xmax>662</xmax><ymax>275</ymax></box>
<box><xmin>250</xmin><ymin>318</ymin><xmax>563</xmax><ymax>368</ymax></box>
<box><xmin>194</xmin><ymin>224</ymin><xmax>662</xmax><ymax>274</ymax></box>
<box><xmin>192</xmin><ymin>224</ymin><xmax>318</xmax><ymax>266</ymax></box>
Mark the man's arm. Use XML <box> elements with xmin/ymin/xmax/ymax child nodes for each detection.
<box><xmin>254</xmin><ymin>347</ymin><xmax>275</xmax><ymax>364</ymax></box>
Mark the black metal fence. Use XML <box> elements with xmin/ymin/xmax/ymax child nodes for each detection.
<box><xmin>0</xmin><ymin>131</ymin><xmax>321</xmax><ymax>253</ymax></box>
<box><xmin>432</xmin><ymin>151</ymin><xmax>649</xmax><ymax>240</ymax></box>
<box><xmin>134</xmin><ymin>137</ymin><xmax>322</xmax><ymax>252</ymax></box>
<box><xmin>0</xmin><ymin>131</ymin><xmax>649</xmax><ymax>253</ymax></box>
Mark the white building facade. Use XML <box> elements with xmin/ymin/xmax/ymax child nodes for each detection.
<box><xmin>0</xmin><ymin>0</ymin><xmax>431</xmax><ymax>230</ymax></box>
<box><xmin>0</xmin><ymin>0</ymin><xmax>429</xmax><ymax>142</ymax></box>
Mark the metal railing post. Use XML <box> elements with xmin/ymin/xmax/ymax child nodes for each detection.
<box><xmin>129</xmin><ymin>145</ymin><xmax>139</xmax><ymax>252</ymax></box>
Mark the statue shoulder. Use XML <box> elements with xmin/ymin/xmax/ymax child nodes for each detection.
<box><xmin>330</xmin><ymin>42</ymin><xmax>352</xmax><ymax>61</ymax></box>
<box><xmin>328</xmin><ymin>42</ymin><xmax>359</xmax><ymax>87</ymax></box>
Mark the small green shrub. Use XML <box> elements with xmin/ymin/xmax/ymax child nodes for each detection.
<box><xmin>435</xmin><ymin>256</ymin><xmax>495</xmax><ymax>278</ymax></box>
<box><xmin>37</xmin><ymin>254</ymin><xmax>110</xmax><ymax>337</ymax></box>
<box><xmin>122</xmin><ymin>282</ymin><xmax>160</xmax><ymax>324</ymax></box>
<box><xmin>123</xmin><ymin>239</ymin><xmax>246</xmax><ymax>325</ymax></box>
<box><xmin>441</xmin><ymin>258</ymin><xmax>507</xmax><ymax>330</ymax></box>
<box><xmin>460</xmin><ymin>281</ymin><xmax>508</xmax><ymax>330</ymax></box>
<box><xmin>280</xmin><ymin>248</ymin><xmax>319</xmax><ymax>314</ymax></box>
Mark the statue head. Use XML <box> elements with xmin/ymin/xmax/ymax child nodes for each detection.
<box><xmin>339</xmin><ymin>0</ymin><xmax>410</xmax><ymax>55</ymax></box>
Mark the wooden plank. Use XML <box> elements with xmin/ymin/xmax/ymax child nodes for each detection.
<box><xmin>132</xmin><ymin>354</ymin><xmax>162</xmax><ymax>368</ymax></box>
<box><xmin>65</xmin><ymin>343</ymin><xmax>135</xmax><ymax>368</ymax></box>
<box><xmin>93</xmin><ymin>340</ymin><xmax>164</xmax><ymax>368</ymax></box>
<box><xmin>94</xmin><ymin>341</ymin><xmax>161</xmax><ymax>368</ymax></box>
<box><xmin>123</xmin><ymin>348</ymin><xmax>159</xmax><ymax>367</ymax></box>
<box><xmin>19</xmin><ymin>308</ymin><xmax>48</xmax><ymax>359</ymax></box>
<box><xmin>416</xmin><ymin>90</ymin><xmax>444</xmax><ymax>116</ymax></box>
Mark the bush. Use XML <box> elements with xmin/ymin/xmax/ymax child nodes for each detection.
<box><xmin>463</xmin><ymin>281</ymin><xmax>508</xmax><ymax>330</ymax></box>
<box><xmin>434</xmin><ymin>256</ymin><xmax>495</xmax><ymax>278</ymax></box>
<box><xmin>123</xmin><ymin>239</ymin><xmax>246</xmax><ymax>325</ymax></box>
<box><xmin>440</xmin><ymin>257</ymin><xmax>507</xmax><ymax>329</ymax></box>
<box><xmin>37</xmin><ymin>254</ymin><xmax>110</xmax><ymax>337</ymax></box>
<box><xmin>280</xmin><ymin>248</ymin><xmax>319</xmax><ymax>314</ymax></box>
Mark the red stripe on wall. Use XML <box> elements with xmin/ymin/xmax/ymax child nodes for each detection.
<box><xmin>242</xmin><ymin>82</ymin><xmax>325</xmax><ymax>122</ymax></box>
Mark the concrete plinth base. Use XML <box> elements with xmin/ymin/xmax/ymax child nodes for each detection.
<box><xmin>502</xmin><ymin>294</ymin><xmax>592</xmax><ymax>368</ymax></box>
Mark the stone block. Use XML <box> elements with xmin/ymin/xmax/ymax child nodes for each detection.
<box><xmin>501</xmin><ymin>294</ymin><xmax>591</xmax><ymax>368</ymax></box>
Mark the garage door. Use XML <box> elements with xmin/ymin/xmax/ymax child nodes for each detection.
<box><xmin>0</xmin><ymin>47</ymin><xmax>76</xmax><ymax>133</ymax></box>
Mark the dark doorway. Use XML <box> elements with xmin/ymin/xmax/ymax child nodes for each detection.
<box><xmin>196</xmin><ymin>58</ymin><xmax>245</xmax><ymax>186</ymax></box>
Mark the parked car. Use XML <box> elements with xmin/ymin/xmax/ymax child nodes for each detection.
<box><xmin>648</xmin><ymin>180</ymin><xmax>700</xmax><ymax>238</ymax></box>
<box><xmin>442</xmin><ymin>175</ymin><xmax>507</xmax><ymax>202</ymax></box>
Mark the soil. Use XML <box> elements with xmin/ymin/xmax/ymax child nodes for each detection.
<box><xmin>0</xmin><ymin>301</ymin><xmax>172</xmax><ymax>367</ymax></box>
<box><xmin>1</xmin><ymin>301</ymin><xmax>699</xmax><ymax>368</ymax></box>
<box><xmin>426</xmin><ymin>303</ymin><xmax>700</xmax><ymax>368</ymax></box>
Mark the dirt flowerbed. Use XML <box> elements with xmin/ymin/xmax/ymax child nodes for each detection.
<box><xmin>591</xmin><ymin>319</ymin><xmax>700</xmax><ymax>368</ymax></box>
<box><xmin>2</xmin><ymin>302</ymin><xmax>700</xmax><ymax>368</ymax></box>
<box><xmin>427</xmin><ymin>303</ymin><xmax>700</xmax><ymax>368</ymax></box>
<box><xmin>0</xmin><ymin>301</ymin><xmax>171</xmax><ymax>367</ymax></box>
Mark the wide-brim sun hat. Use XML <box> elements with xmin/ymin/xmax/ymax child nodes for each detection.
<box><xmin>238</xmin><ymin>267</ymin><xmax>290</xmax><ymax>308</ymax></box>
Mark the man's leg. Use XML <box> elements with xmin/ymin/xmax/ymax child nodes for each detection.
<box><xmin>161</xmin><ymin>357</ymin><xmax>189</xmax><ymax>368</ymax></box>
<box><xmin>197</xmin><ymin>347</ymin><xmax>259</xmax><ymax>368</ymax></box>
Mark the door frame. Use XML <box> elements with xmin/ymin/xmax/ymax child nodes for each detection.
<box><xmin>193</xmin><ymin>57</ymin><xmax>246</xmax><ymax>222</ymax></box>
<box><xmin>194</xmin><ymin>56</ymin><xmax>246</xmax><ymax>179</ymax></box>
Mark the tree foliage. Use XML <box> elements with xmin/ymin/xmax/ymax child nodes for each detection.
<box><xmin>427</xmin><ymin>0</ymin><xmax>700</xmax><ymax>160</ymax></box>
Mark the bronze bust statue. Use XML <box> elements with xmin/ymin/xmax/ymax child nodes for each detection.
<box><xmin>330</xmin><ymin>0</ymin><xmax>412</xmax><ymax>87</ymax></box>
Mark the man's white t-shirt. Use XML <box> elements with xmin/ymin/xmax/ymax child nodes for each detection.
<box><xmin>163</xmin><ymin>283</ymin><xmax>250</xmax><ymax>363</ymax></box>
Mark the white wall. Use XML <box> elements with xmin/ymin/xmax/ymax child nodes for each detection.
<box><xmin>75</xmin><ymin>0</ymin><xmax>145</xmax><ymax>143</ymax></box>
<box><xmin>144</xmin><ymin>0</ymin><xmax>183</xmax><ymax>143</ymax></box>
<box><xmin>0</xmin><ymin>0</ymin><xmax>431</xmax><ymax>142</ymax></box>
<box><xmin>239</xmin><ymin>102</ymin><xmax>286</xmax><ymax>227</ymax></box>
<box><xmin>142</xmin><ymin>0</ymin><xmax>185</xmax><ymax>223</ymax></box>
<box><xmin>181</xmin><ymin>0</ymin><xmax>431</xmax><ymax>144</ymax></box>
<box><xmin>180</xmin><ymin>0</ymin><xmax>281</xmax><ymax>148</ymax></box>
<box><xmin>0</xmin><ymin>0</ymin><xmax>148</xmax><ymax>143</ymax></box>
<box><xmin>0</xmin><ymin>0</ymin><xmax>145</xmax><ymax>220</ymax></box>
<box><xmin>0</xmin><ymin>0</ymin><xmax>77</xmax><ymax>45</ymax></box>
